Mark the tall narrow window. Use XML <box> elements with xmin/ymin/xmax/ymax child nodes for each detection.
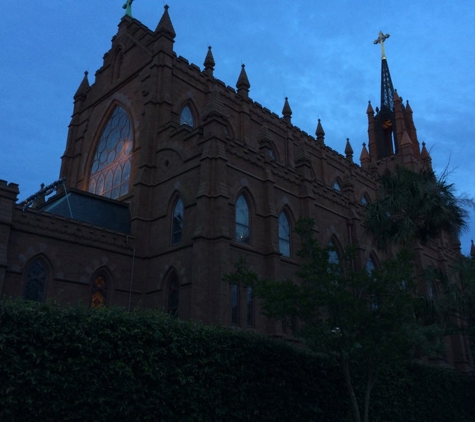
<box><xmin>23</xmin><ymin>258</ymin><xmax>47</xmax><ymax>302</ymax></box>
<box><xmin>235</xmin><ymin>195</ymin><xmax>250</xmax><ymax>244</ymax></box>
<box><xmin>231</xmin><ymin>284</ymin><xmax>240</xmax><ymax>325</ymax></box>
<box><xmin>328</xmin><ymin>242</ymin><xmax>340</xmax><ymax>264</ymax></box>
<box><xmin>278</xmin><ymin>212</ymin><xmax>290</xmax><ymax>257</ymax></box>
<box><xmin>91</xmin><ymin>272</ymin><xmax>108</xmax><ymax>308</ymax></box>
<box><xmin>88</xmin><ymin>106</ymin><xmax>133</xmax><ymax>199</ymax></box>
<box><xmin>366</xmin><ymin>256</ymin><xmax>376</xmax><ymax>273</ymax></box>
<box><xmin>172</xmin><ymin>198</ymin><xmax>184</xmax><ymax>245</ymax></box>
<box><xmin>246</xmin><ymin>286</ymin><xmax>254</xmax><ymax>328</ymax></box>
<box><xmin>167</xmin><ymin>274</ymin><xmax>179</xmax><ymax>316</ymax></box>
<box><xmin>180</xmin><ymin>105</ymin><xmax>194</xmax><ymax>127</ymax></box>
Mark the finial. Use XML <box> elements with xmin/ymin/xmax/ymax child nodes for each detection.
<box><xmin>236</xmin><ymin>64</ymin><xmax>250</xmax><ymax>98</ymax></box>
<box><xmin>204</xmin><ymin>46</ymin><xmax>215</xmax><ymax>77</ymax></box>
<box><xmin>374</xmin><ymin>31</ymin><xmax>390</xmax><ymax>59</ymax></box>
<box><xmin>316</xmin><ymin>119</ymin><xmax>325</xmax><ymax>145</ymax></box>
<box><xmin>282</xmin><ymin>97</ymin><xmax>292</xmax><ymax>124</ymax></box>
<box><xmin>123</xmin><ymin>0</ymin><xmax>134</xmax><ymax>17</ymax></box>
<box><xmin>345</xmin><ymin>138</ymin><xmax>354</xmax><ymax>162</ymax></box>
<box><xmin>155</xmin><ymin>4</ymin><xmax>175</xmax><ymax>38</ymax></box>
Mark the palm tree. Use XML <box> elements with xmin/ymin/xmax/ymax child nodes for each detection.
<box><xmin>364</xmin><ymin>167</ymin><xmax>468</xmax><ymax>249</ymax></box>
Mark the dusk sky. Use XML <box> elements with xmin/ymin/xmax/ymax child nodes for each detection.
<box><xmin>1</xmin><ymin>1</ymin><xmax>474</xmax><ymax>254</ymax></box>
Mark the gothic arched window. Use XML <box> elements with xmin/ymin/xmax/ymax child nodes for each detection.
<box><xmin>333</xmin><ymin>179</ymin><xmax>342</xmax><ymax>192</ymax></box>
<box><xmin>366</xmin><ymin>256</ymin><xmax>376</xmax><ymax>273</ymax></box>
<box><xmin>91</xmin><ymin>271</ymin><xmax>108</xmax><ymax>308</ymax></box>
<box><xmin>88</xmin><ymin>106</ymin><xmax>133</xmax><ymax>199</ymax></box>
<box><xmin>171</xmin><ymin>198</ymin><xmax>184</xmax><ymax>245</ymax></box>
<box><xmin>167</xmin><ymin>274</ymin><xmax>179</xmax><ymax>316</ymax></box>
<box><xmin>235</xmin><ymin>195</ymin><xmax>250</xmax><ymax>244</ymax></box>
<box><xmin>23</xmin><ymin>258</ymin><xmax>47</xmax><ymax>302</ymax></box>
<box><xmin>180</xmin><ymin>105</ymin><xmax>194</xmax><ymax>127</ymax></box>
<box><xmin>328</xmin><ymin>241</ymin><xmax>340</xmax><ymax>264</ymax></box>
<box><xmin>278</xmin><ymin>212</ymin><xmax>290</xmax><ymax>257</ymax></box>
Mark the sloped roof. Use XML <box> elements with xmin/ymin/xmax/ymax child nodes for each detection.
<box><xmin>38</xmin><ymin>189</ymin><xmax>131</xmax><ymax>234</ymax></box>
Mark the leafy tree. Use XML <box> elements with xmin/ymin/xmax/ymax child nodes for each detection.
<box><xmin>364</xmin><ymin>167</ymin><xmax>468</xmax><ymax>249</ymax></box>
<box><xmin>225</xmin><ymin>219</ymin><xmax>441</xmax><ymax>422</ymax></box>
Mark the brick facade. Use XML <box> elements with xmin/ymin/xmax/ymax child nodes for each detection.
<box><xmin>0</xmin><ymin>7</ymin><xmax>470</xmax><ymax>369</ymax></box>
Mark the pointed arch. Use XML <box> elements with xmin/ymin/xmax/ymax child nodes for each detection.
<box><xmin>23</xmin><ymin>256</ymin><xmax>50</xmax><ymax>302</ymax></box>
<box><xmin>179</xmin><ymin>101</ymin><xmax>198</xmax><ymax>127</ymax></box>
<box><xmin>88</xmin><ymin>104</ymin><xmax>134</xmax><ymax>199</ymax></box>
<box><xmin>333</xmin><ymin>178</ymin><xmax>342</xmax><ymax>192</ymax></box>
<box><xmin>361</xmin><ymin>192</ymin><xmax>371</xmax><ymax>205</ymax></box>
<box><xmin>235</xmin><ymin>192</ymin><xmax>251</xmax><ymax>244</ymax></box>
<box><xmin>90</xmin><ymin>267</ymin><xmax>112</xmax><ymax>308</ymax></box>
<box><xmin>268</xmin><ymin>140</ymin><xmax>280</xmax><ymax>162</ymax></box>
<box><xmin>278</xmin><ymin>210</ymin><xmax>291</xmax><ymax>257</ymax></box>
<box><xmin>165</xmin><ymin>270</ymin><xmax>180</xmax><ymax>316</ymax></box>
<box><xmin>328</xmin><ymin>236</ymin><xmax>343</xmax><ymax>264</ymax></box>
<box><xmin>365</xmin><ymin>253</ymin><xmax>378</xmax><ymax>273</ymax></box>
<box><xmin>171</xmin><ymin>196</ymin><xmax>184</xmax><ymax>245</ymax></box>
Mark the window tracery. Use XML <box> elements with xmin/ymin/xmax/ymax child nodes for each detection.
<box><xmin>91</xmin><ymin>272</ymin><xmax>108</xmax><ymax>308</ymax></box>
<box><xmin>88</xmin><ymin>106</ymin><xmax>133</xmax><ymax>199</ymax></box>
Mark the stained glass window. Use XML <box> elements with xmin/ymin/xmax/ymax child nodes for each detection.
<box><xmin>88</xmin><ymin>106</ymin><xmax>133</xmax><ymax>199</ymax></box>
<box><xmin>278</xmin><ymin>212</ymin><xmax>290</xmax><ymax>257</ymax></box>
<box><xmin>235</xmin><ymin>195</ymin><xmax>250</xmax><ymax>244</ymax></box>
<box><xmin>24</xmin><ymin>259</ymin><xmax>47</xmax><ymax>302</ymax></box>
<box><xmin>91</xmin><ymin>274</ymin><xmax>108</xmax><ymax>308</ymax></box>
<box><xmin>172</xmin><ymin>199</ymin><xmax>184</xmax><ymax>245</ymax></box>
<box><xmin>167</xmin><ymin>275</ymin><xmax>179</xmax><ymax>316</ymax></box>
<box><xmin>180</xmin><ymin>105</ymin><xmax>194</xmax><ymax>127</ymax></box>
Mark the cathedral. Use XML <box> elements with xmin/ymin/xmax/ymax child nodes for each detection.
<box><xmin>0</xmin><ymin>6</ymin><xmax>469</xmax><ymax>369</ymax></box>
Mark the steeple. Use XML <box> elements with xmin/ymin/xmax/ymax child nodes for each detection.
<box><xmin>371</xmin><ymin>31</ymin><xmax>397</xmax><ymax>159</ymax></box>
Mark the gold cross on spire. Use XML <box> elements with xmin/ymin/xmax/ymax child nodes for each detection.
<box><xmin>374</xmin><ymin>31</ymin><xmax>390</xmax><ymax>60</ymax></box>
<box><xmin>123</xmin><ymin>0</ymin><xmax>134</xmax><ymax>17</ymax></box>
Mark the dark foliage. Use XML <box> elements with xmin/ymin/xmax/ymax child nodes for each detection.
<box><xmin>0</xmin><ymin>300</ymin><xmax>473</xmax><ymax>421</ymax></box>
<box><xmin>365</xmin><ymin>167</ymin><xmax>468</xmax><ymax>249</ymax></box>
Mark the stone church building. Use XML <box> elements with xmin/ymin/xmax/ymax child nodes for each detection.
<box><xmin>0</xmin><ymin>6</ymin><xmax>469</xmax><ymax>368</ymax></box>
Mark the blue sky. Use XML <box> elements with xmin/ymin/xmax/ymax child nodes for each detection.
<box><xmin>1</xmin><ymin>1</ymin><xmax>474</xmax><ymax>253</ymax></box>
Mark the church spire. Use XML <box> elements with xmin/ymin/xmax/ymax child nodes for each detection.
<box><xmin>374</xmin><ymin>31</ymin><xmax>395</xmax><ymax>113</ymax></box>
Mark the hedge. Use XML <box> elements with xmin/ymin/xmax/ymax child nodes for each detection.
<box><xmin>0</xmin><ymin>300</ymin><xmax>473</xmax><ymax>421</ymax></box>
